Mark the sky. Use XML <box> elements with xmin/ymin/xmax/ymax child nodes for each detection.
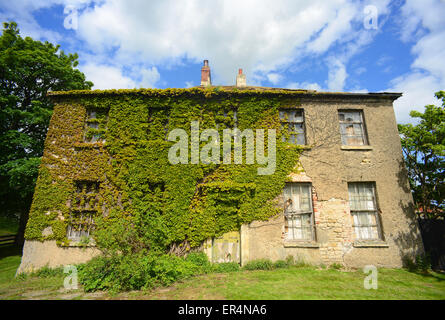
<box><xmin>0</xmin><ymin>0</ymin><xmax>444</xmax><ymax>123</ymax></box>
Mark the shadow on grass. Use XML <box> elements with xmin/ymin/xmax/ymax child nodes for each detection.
<box><xmin>0</xmin><ymin>245</ymin><xmax>22</xmax><ymax>260</ymax></box>
<box><xmin>403</xmin><ymin>268</ymin><xmax>445</xmax><ymax>282</ymax></box>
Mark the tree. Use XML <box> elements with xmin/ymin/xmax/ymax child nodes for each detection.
<box><xmin>0</xmin><ymin>22</ymin><xmax>93</xmax><ymax>245</ymax></box>
<box><xmin>398</xmin><ymin>91</ymin><xmax>445</xmax><ymax>219</ymax></box>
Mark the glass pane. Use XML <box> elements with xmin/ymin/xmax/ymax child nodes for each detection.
<box><xmin>288</xmin><ymin>110</ymin><xmax>304</xmax><ymax>122</ymax></box>
<box><xmin>288</xmin><ymin>134</ymin><xmax>297</xmax><ymax>145</ymax></box>
<box><xmin>88</xmin><ymin>122</ymin><xmax>99</xmax><ymax>129</ymax></box>
<box><xmin>284</xmin><ymin>184</ymin><xmax>312</xmax><ymax>213</ymax></box>
<box><xmin>349</xmin><ymin>183</ymin><xmax>375</xmax><ymax>211</ymax></box>
<box><xmin>340</xmin><ymin>111</ymin><xmax>361</xmax><ymax>122</ymax></box>
<box><xmin>296</xmin><ymin>133</ymin><xmax>305</xmax><ymax>145</ymax></box>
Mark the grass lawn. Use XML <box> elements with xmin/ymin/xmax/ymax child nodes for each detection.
<box><xmin>1</xmin><ymin>246</ymin><xmax>444</xmax><ymax>300</ymax></box>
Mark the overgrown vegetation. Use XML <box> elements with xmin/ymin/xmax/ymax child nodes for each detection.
<box><xmin>78</xmin><ymin>252</ymin><xmax>311</xmax><ymax>292</ymax></box>
<box><xmin>26</xmin><ymin>88</ymin><xmax>304</xmax><ymax>257</ymax></box>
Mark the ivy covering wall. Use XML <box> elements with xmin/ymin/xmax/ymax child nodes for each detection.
<box><xmin>24</xmin><ymin>87</ymin><xmax>304</xmax><ymax>254</ymax></box>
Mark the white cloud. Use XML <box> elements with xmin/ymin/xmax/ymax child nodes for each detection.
<box><xmin>139</xmin><ymin>66</ymin><xmax>160</xmax><ymax>88</ymax></box>
<box><xmin>388</xmin><ymin>73</ymin><xmax>442</xmax><ymax>124</ymax></box>
<box><xmin>386</xmin><ymin>0</ymin><xmax>445</xmax><ymax>123</ymax></box>
<box><xmin>81</xmin><ymin>64</ymin><xmax>137</xmax><ymax>89</ymax></box>
<box><xmin>71</xmin><ymin>0</ymin><xmax>391</xmax><ymax>85</ymax></box>
<box><xmin>327</xmin><ymin>58</ymin><xmax>347</xmax><ymax>91</ymax></box>
<box><xmin>0</xmin><ymin>0</ymin><xmax>393</xmax><ymax>89</ymax></box>
<box><xmin>0</xmin><ymin>0</ymin><xmax>92</xmax><ymax>43</ymax></box>
<box><xmin>266</xmin><ymin>73</ymin><xmax>283</xmax><ymax>85</ymax></box>
<box><xmin>286</xmin><ymin>81</ymin><xmax>323</xmax><ymax>91</ymax></box>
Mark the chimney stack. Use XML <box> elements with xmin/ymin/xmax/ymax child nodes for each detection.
<box><xmin>236</xmin><ymin>68</ymin><xmax>246</xmax><ymax>87</ymax></box>
<box><xmin>200</xmin><ymin>60</ymin><xmax>212</xmax><ymax>87</ymax></box>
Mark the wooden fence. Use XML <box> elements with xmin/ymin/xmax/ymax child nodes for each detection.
<box><xmin>0</xmin><ymin>234</ymin><xmax>17</xmax><ymax>247</ymax></box>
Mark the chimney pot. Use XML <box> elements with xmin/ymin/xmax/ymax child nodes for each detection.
<box><xmin>236</xmin><ymin>68</ymin><xmax>246</xmax><ymax>87</ymax></box>
<box><xmin>200</xmin><ymin>59</ymin><xmax>211</xmax><ymax>87</ymax></box>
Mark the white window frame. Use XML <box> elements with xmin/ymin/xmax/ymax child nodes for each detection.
<box><xmin>283</xmin><ymin>183</ymin><xmax>315</xmax><ymax>241</ymax></box>
<box><xmin>348</xmin><ymin>182</ymin><xmax>382</xmax><ymax>240</ymax></box>
<box><xmin>338</xmin><ymin>110</ymin><xmax>368</xmax><ymax>146</ymax></box>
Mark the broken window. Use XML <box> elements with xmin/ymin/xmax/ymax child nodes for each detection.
<box><xmin>67</xmin><ymin>181</ymin><xmax>100</xmax><ymax>241</ymax></box>
<box><xmin>348</xmin><ymin>182</ymin><xmax>382</xmax><ymax>240</ymax></box>
<box><xmin>84</xmin><ymin>109</ymin><xmax>107</xmax><ymax>143</ymax></box>
<box><xmin>279</xmin><ymin>109</ymin><xmax>306</xmax><ymax>145</ymax></box>
<box><xmin>338</xmin><ymin>110</ymin><xmax>368</xmax><ymax>146</ymax></box>
<box><xmin>283</xmin><ymin>183</ymin><xmax>314</xmax><ymax>241</ymax></box>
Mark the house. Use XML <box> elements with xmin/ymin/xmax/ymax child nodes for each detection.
<box><xmin>17</xmin><ymin>61</ymin><xmax>424</xmax><ymax>273</ymax></box>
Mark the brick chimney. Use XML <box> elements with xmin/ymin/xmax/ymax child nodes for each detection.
<box><xmin>200</xmin><ymin>60</ymin><xmax>212</xmax><ymax>87</ymax></box>
<box><xmin>236</xmin><ymin>68</ymin><xmax>246</xmax><ymax>87</ymax></box>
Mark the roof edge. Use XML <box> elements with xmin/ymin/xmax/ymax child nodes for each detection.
<box><xmin>47</xmin><ymin>86</ymin><xmax>402</xmax><ymax>100</ymax></box>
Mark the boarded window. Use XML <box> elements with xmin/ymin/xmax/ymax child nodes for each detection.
<box><xmin>348</xmin><ymin>182</ymin><xmax>381</xmax><ymax>240</ymax></box>
<box><xmin>68</xmin><ymin>181</ymin><xmax>99</xmax><ymax>241</ymax></box>
<box><xmin>283</xmin><ymin>183</ymin><xmax>314</xmax><ymax>240</ymax></box>
<box><xmin>338</xmin><ymin>110</ymin><xmax>368</xmax><ymax>146</ymax></box>
<box><xmin>279</xmin><ymin>109</ymin><xmax>306</xmax><ymax>145</ymax></box>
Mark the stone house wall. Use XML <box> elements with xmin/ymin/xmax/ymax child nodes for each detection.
<box><xmin>237</xmin><ymin>96</ymin><xmax>424</xmax><ymax>268</ymax></box>
<box><xmin>17</xmin><ymin>90</ymin><xmax>424</xmax><ymax>273</ymax></box>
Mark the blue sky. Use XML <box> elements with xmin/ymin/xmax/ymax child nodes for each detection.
<box><xmin>1</xmin><ymin>0</ymin><xmax>444</xmax><ymax>123</ymax></box>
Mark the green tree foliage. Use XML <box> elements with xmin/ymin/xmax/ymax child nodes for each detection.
<box><xmin>398</xmin><ymin>91</ymin><xmax>445</xmax><ymax>219</ymax></box>
<box><xmin>0</xmin><ymin>22</ymin><xmax>93</xmax><ymax>244</ymax></box>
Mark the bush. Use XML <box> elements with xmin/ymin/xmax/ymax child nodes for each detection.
<box><xmin>243</xmin><ymin>259</ymin><xmax>274</xmax><ymax>271</ymax></box>
<box><xmin>273</xmin><ymin>260</ymin><xmax>289</xmax><ymax>269</ymax></box>
<box><xmin>78</xmin><ymin>251</ymin><xmax>213</xmax><ymax>292</ymax></box>
<box><xmin>415</xmin><ymin>254</ymin><xmax>431</xmax><ymax>272</ymax></box>
<box><xmin>185</xmin><ymin>252</ymin><xmax>212</xmax><ymax>273</ymax></box>
<box><xmin>403</xmin><ymin>254</ymin><xmax>431</xmax><ymax>273</ymax></box>
<box><xmin>212</xmin><ymin>262</ymin><xmax>240</xmax><ymax>273</ymax></box>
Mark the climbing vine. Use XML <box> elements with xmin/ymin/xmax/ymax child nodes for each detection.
<box><xmin>25</xmin><ymin>87</ymin><xmax>304</xmax><ymax>254</ymax></box>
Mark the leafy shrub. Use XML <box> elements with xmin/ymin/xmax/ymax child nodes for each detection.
<box><xmin>243</xmin><ymin>259</ymin><xmax>274</xmax><ymax>271</ymax></box>
<box><xmin>78</xmin><ymin>251</ymin><xmax>213</xmax><ymax>292</ymax></box>
<box><xmin>212</xmin><ymin>262</ymin><xmax>240</xmax><ymax>273</ymax></box>
<box><xmin>185</xmin><ymin>252</ymin><xmax>212</xmax><ymax>273</ymax></box>
<box><xmin>415</xmin><ymin>254</ymin><xmax>431</xmax><ymax>272</ymax></box>
<box><xmin>272</xmin><ymin>260</ymin><xmax>289</xmax><ymax>269</ymax></box>
<box><xmin>403</xmin><ymin>254</ymin><xmax>431</xmax><ymax>273</ymax></box>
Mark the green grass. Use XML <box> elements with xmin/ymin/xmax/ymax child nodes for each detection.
<box><xmin>0</xmin><ymin>245</ymin><xmax>76</xmax><ymax>300</ymax></box>
<box><xmin>140</xmin><ymin>266</ymin><xmax>445</xmax><ymax>300</ymax></box>
<box><xmin>0</xmin><ymin>247</ymin><xmax>444</xmax><ymax>300</ymax></box>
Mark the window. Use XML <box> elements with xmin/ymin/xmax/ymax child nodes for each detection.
<box><xmin>279</xmin><ymin>109</ymin><xmax>306</xmax><ymax>145</ymax></box>
<box><xmin>84</xmin><ymin>110</ymin><xmax>107</xmax><ymax>143</ymax></box>
<box><xmin>67</xmin><ymin>211</ymin><xmax>95</xmax><ymax>240</ymax></box>
<box><xmin>348</xmin><ymin>182</ymin><xmax>381</xmax><ymax>240</ymax></box>
<box><xmin>283</xmin><ymin>183</ymin><xmax>314</xmax><ymax>240</ymax></box>
<box><xmin>338</xmin><ymin>110</ymin><xmax>368</xmax><ymax>146</ymax></box>
<box><xmin>67</xmin><ymin>181</ymin><xmax>99</xmax><ymax>241</ymax></box>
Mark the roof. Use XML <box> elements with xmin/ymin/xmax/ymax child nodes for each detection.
<box><xmin>47</xmin><ymin>86</ymin><xmax>402</xmax><ymax>101</ymax></box>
